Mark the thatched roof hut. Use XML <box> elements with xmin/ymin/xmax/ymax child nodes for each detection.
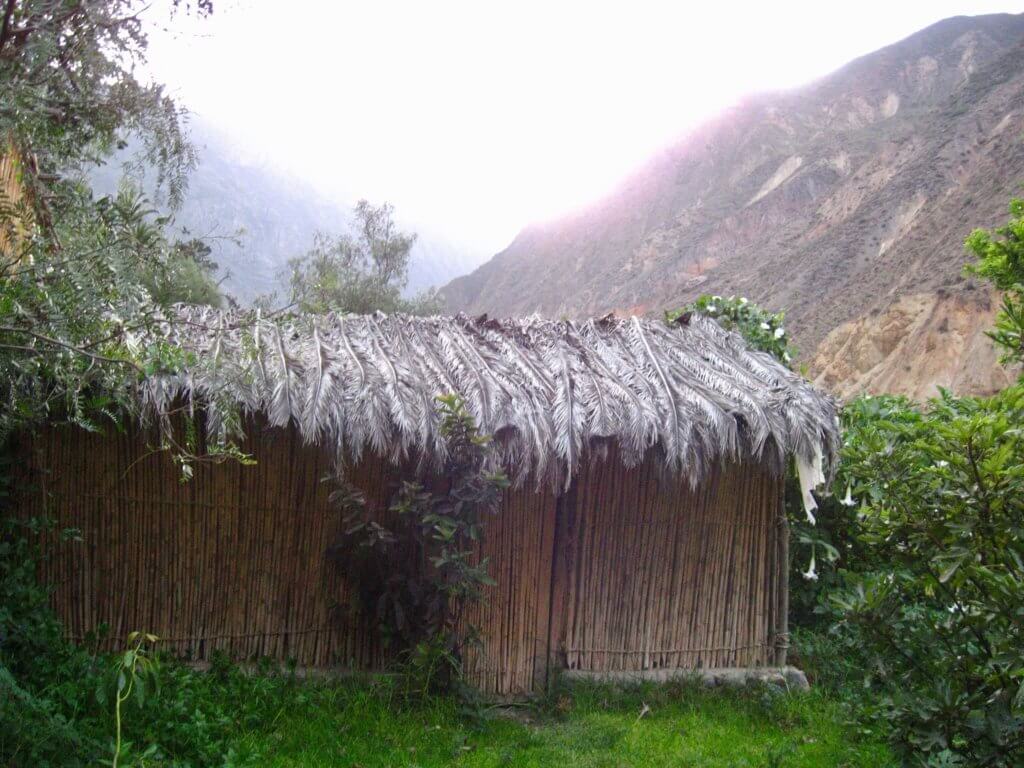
<box><xmin>19</xmin><ymin>308</ymin><xmax>839</xmax><ymax>695</ymax></box>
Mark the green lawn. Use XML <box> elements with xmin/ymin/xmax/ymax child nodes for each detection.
<box><xmin>230</xmin><ymin>678</ymin><xmax>895</xmax><ymax>767</ymax></box>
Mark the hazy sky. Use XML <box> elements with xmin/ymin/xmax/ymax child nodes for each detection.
<box><xmin>144</xmin><ymin>1</ymin><xmax>1023</xmax><ymax>254</ymax></box>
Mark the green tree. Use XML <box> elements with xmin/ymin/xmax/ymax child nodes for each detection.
<box><xmin>0</xmin><ymin>0</ymin><xmax>209</xmax><ymax>206</ymax></box>
<box><xmin>0</xmin><ymin>1</ymin><xmax>223</xmax><ymax>439</ymax></box>
<box><xmin>283</xmin><ymin>200</ymin><xmax>442</xmax><ymax>316</ymax></box>
<box><xmin>964</xmin><ymin>197</ymin><xmax>1024</xmax><ymax>367</ymax></box>
<box><xmin>159</xmin><ymin>239</ymin><xmax>224</xmax><ymax>308</ymax></box>
<box><xmin>140</xmin><ymin>230</ymin><xmax>224</xmax><ymax>308</ymax></box>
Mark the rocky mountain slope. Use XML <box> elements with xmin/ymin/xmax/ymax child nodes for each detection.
<box><xmin>443</xmin><ymin>14</ymin><xmax>1024</xmax><ymax>398</ymax></box>
<box><xmin>92</xmin><ymin>122</ymin><xmax>481</xmax><ymax>303</ymax></box>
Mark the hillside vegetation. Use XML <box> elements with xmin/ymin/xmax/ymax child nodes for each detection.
<box><xmin>89</xmin><ymin>122</ymin><xmax>482</xmax><ymax>303</ymax></box>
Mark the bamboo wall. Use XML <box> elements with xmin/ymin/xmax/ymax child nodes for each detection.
<box><xmin>17</xmin><ymin>421</ymin><xmax>784</xmax><ymax>695</ymax></box>
<box><xmin>552</xmin><ymin>449</ymin><xmax>781</xmax><ymax>671</ymax></box>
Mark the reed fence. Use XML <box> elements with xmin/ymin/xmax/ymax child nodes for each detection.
<box><xmin>17</xmin><ymin>420</ymin><xmax>785</xmax><ymax>695</ymax></box>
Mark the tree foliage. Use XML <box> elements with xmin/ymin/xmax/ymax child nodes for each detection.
<box><xmin>0</xmin><ymin>0</ymin><xmax>209</xmax><ymax>206</ymax></box>
<box><xmin>0</xmin><ymin>180</ymin><xmax>226</xmax><ymax>440</ymax></box>
<box><xmin>140</xmin><ymin>232</ymin><xmax>223</xmax><ymax>308</ymax></box>
<box><xmin>0</xmin><ymin>2</ymin><xmax>224</xmax><ymax>441</ymax></box>
<box><xmin>827</xmin><ymin>387</ymin><xmax>1024</xmax><ymax>766</ymax></box>
<box><xmin>283</xmin><ymin>200</ymin><xmax>442</xmax><ymax>316</ymax></box>
<box><xmin>787</xmin><ymin>197</ymin><xmax>1024</xmax><ymax>766</ymax></box>
<box><xmin>964</xmin><ymin>197</ymin><xmax>1024</xmax><ymax>367</ymax></box>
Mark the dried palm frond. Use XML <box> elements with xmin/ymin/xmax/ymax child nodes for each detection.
<box><xmin>148</xmin><ymin>306</ymin><xmax>841</xmax><ymax>489</ymax></box>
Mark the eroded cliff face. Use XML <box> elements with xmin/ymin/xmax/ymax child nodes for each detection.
<box><xmin>443</xmin><ymin>14</ymin><xmax>1024</xmax><ymax>398</ymax></box>
<box><xmin>811</xmin><ymin>291</ymin><xmax>1017</xmax><ymax>400</ymax></box>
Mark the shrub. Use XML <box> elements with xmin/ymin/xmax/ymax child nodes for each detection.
<box><xmin>328</xmin><ymin>394</ymin><xmax>508</xmax><ymax>697</ymax></box>
<box><xmin>788</xmin><ymin>394</ymin><xmax>921</xmax><ymax>626</ymax></box>
<box><xmin>829</xmin><ymin>386</ymin><xmax>1024</xmax><ymax>765</ymax></box>
<box><xmin>667</xmin><ymin>294</ymin><xmax>794</xmax><ymax>364</ymax></box>
<box><xmin>1</xmin><ymin>514</ymin><xmax>105</xmax><ymax>765</ymax></box>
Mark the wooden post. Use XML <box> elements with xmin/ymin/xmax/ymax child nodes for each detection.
<box><xmin>774</xmin><ymin>479</ymin><xmax>790</xmax><ymax>667</ymax></box>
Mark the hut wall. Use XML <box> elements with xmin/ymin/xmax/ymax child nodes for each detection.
<box><xmin>552</xmin><ymin>450</ymin><xmax>781</xmax><ymax>673</ymax></box>
<box><xmin>17</xmin><ymin>422</ymin><xmax>783</xmax><ymax>695</ymax></box>
<box><xmin>18</xmin><ymin>419</ymin><xmax>388</xmax><ymax>670</ymax></box>
<box><xmin>15</xmin><ymin>420</ymin><xmax>557</xmax><ymax>695</ymax></box>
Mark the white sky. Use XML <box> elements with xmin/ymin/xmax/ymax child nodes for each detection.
<box><xmin>144</xmin><ymin>1</ymin><xmax>1023</xmax><ymax>254</ymax></box>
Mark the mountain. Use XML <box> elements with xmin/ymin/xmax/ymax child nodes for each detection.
<box><xmin>443</xmin><ymin>14</ymin><xmax>1024</xmax><ymax>399</ymax></box>
<box><xmin>92</xmin><ymin>122</ymin><xmax>482</xmax><ymax>303</ymax></box>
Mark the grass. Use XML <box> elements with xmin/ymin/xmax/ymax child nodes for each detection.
<box><xmin>5</xmin><ymin>632</ymin><xmax>894</xmax><ymax>766</ymax></box>
<box><xmin>230</xmin><ymin>677</ymin><xmax>895</xmax><ymax>767</ymax></box>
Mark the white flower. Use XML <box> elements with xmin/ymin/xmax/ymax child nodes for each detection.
<box><xmin>739</xmin><ymin>297</ymin><xmax>748</xmax><ymax>304</ymax></box>
<box><xmin>712</xmin><ymin>295</ymin><xmax>722</xmax><ymax>301</ymax></box>
<box><xmin>936</xmin><ymin>460</ymin><xmax>948</xmax><ymax>468</ymax></box>
<box><xmin>760</xmin><ymin>322</ymin><xmax>771</xmax><ymax>330</ymax></box>
<box><xmin>774</xmin><ymin>327</ymin><xmax>785</xmax><ymax>339</ymax></box>
<box><xmin>708</xmin><ymin>304</ymin><xmax>717</xmax><ymax>312</ymax></box>
<box><xmin>840</xmin><ymin>483</ymin><xmax>856</xmax><ymax>507</ymax></box>
<box><xmin>801</xmin><ymin>551</ymin><xmax>818</xmax><ymax>581</ymax></box>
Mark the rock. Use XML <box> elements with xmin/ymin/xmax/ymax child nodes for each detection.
<box><xmin>562</xmin><ymin>666</ymin><xmax>811</xmax><ymax>691</ymax></box>
<box><xmin>811</xmin><ymin>290</ymin><xmax>1019</xmax><ymax>399</ymax></box>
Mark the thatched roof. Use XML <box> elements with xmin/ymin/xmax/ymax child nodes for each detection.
<box><xmin>143</xmin><ymin>307</ymin><xmax>840</xmax><ymax>488</ymax></box>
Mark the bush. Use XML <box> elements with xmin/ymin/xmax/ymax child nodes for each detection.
<box><xmin>788</xmin><ymin>394</ymin><xmax>921</xmax><ymax>626</ymax></box>
<box><xmin>328</xmin><ymin>395</ymin><xmax>508</xmax><ymax>697</ymax></box>
<box><xmin>1</xmin><ymin>514</ymin><xmax>103</xmax><ymax>765</ymax></box>
<box><xmin>667</xmin><ymin>294</ymin><xmax>794</xmax><ymax>364</ymax></box>
<box><xmin>829</xmin><ymin>386</ymin><xmax>1024</xmax><ymax>765</ymax></box>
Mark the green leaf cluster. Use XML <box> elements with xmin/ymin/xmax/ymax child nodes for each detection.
<box><xmin>964</xmin><ymin>197</ymin><xmax>1024</xmax><ymax>367</ymax></box>
<box><xmin>820</xmin><ymin>387</ymin><xmax>1024</xmax><ymax>765</ymax></box>
<box><xmin>667</xmin><ymin>294</ymin><xmax>793</xmax><ymax>365</ymax></box>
